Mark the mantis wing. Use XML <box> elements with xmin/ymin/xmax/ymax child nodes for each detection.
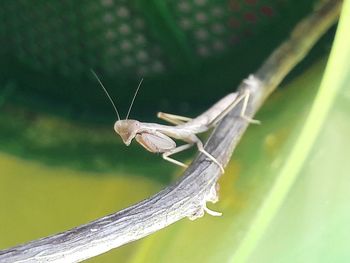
<box><xmin>135</xmin><ymin>132</ymin><xmax>176</xmax><ymax>153</ymax></box>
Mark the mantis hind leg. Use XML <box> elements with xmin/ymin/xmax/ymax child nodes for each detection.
<box><xmin>239</xmin><ymin>89</ymin><xmax>261</xmax><ymax>124</ymax></box>
<box><xmin>211</xmin><ymin>89</ymin><xmax>260</xmax><ymax>126</ymax></box>
<box><xmin>162</xmin><ymin>143</ymin><xmax>194</xmax><ymax>168</ymax></box>
<box><xmin>157</xmin><ymin>112</ymin><xmax>192</xmax><ymax>125</ymax></box>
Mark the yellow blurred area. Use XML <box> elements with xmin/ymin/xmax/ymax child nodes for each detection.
<box><xmin>0</xmin><ymin>152</ymin><xmax>163</xmax><ymax>261</ymax></box>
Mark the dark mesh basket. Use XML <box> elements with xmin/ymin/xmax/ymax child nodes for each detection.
<box><xmin>0</xmin><ymin>0</ymin><xmax>317</xmax><ymax>119</ymax></box>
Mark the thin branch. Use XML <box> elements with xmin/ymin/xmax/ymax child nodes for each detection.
<box><xmin>0</xmin><ymin>1</ymin><xmax>342</xmax><ymax>262</ymax></box>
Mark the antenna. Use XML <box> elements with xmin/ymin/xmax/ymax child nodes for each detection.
<box><xmin>90</xmin><ymin>69</ymin><xmax>121</xmax><ymax>121</ymax></box>
<box><xmin>125</xmin><ymin>78</ymin><xmax>143</xmax><ymax>120</ymax></box>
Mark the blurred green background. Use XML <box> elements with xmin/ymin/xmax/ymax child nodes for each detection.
<box><xmin>0</xmin><ymin>0</ymin><xmax>349</xmax><ymax>262</ymax></box>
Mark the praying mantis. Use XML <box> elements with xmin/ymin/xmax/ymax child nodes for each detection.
<box><xmin>91</xmin><ymin>70</ymin><xmax>259</xmax><ymax>173</ymax></box>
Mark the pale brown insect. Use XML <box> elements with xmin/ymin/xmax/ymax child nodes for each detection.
<box><xmin>92</xmin><ymin>70</ymin><xmax>259</xmax><ymax>173</ymax></box>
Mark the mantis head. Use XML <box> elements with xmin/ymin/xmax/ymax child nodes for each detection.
<box><xmin>90</xmin><ymin>70</ymin><xmax>144</xmax><ymax>146</ymax></box>
<box><xmin>114</xmin><ymin>120</ymin><xmax>140</xmax><ymax>146</ymax></box>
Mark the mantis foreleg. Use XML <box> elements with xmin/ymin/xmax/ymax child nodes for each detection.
<box><xmin>211</xmin><ymin>90</ymin><xmax>260</xmax><ymax>126</ymax></box>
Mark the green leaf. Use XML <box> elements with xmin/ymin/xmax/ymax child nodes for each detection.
<box><xmin>232</xmin><ymin>1</ymin><xmax>350</xmax><ymax>261</ymax></box>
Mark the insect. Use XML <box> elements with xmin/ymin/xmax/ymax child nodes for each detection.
<box><xmin>91</xmin><ymin>70</ymin><xmax>259</xmax><ymax>173</ymax></box>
